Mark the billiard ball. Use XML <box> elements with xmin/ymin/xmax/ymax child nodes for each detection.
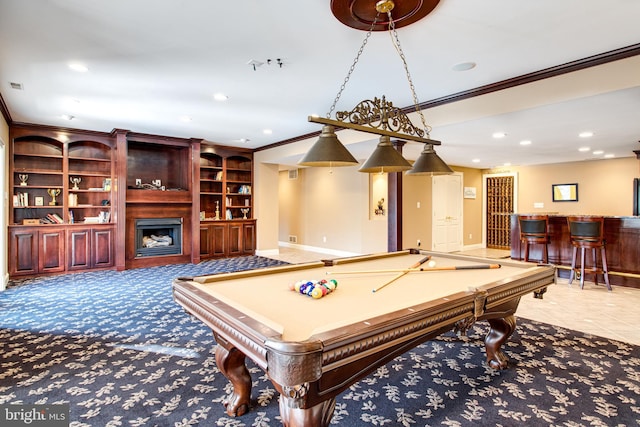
<box><xmin>427</xmin><ymin>260</ymin><xmax>437</xmax><ymax>268</ymax></box>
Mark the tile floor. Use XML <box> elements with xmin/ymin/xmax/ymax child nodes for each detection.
<box><xmin>269</xmin><ymin>247</ymin><xmax>640</xmax><ymax>346</ymax></box>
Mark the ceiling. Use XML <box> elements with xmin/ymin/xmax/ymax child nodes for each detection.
<box><xmin>1</xmin><ymin>0</ymin><xmax>640</xmax><ymax>170</ymax></box>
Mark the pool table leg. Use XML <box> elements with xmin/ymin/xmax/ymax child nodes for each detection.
<box><xmin>484</xmin><ymin>314</ymin><xmax>516</xmax><ymax>370</ymax></box>
<box><xmin>215</xmin><ymin>345</ymin><xmax>251</xmax><ymax>417</ymax></box>
<box><xmin>279</xmin><ymin>396</ymin><xmax>336</xmax><ymax>427</ymax></box>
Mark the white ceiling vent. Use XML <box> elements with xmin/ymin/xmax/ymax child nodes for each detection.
<box><xmin>288</xmin><ymin>169</ymin><xmax>298</xmax><ymax>180</ymax></box>
<box><xmin>10</xmin><ymin>82</ymin><xmax>23</xmax><ymax>90</ymax></box>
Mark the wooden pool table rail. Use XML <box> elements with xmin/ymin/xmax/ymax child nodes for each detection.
<box><xmin>173</xmin><ymin>251</ymin><xmax>556</xmax><ymax>426</ymax></box>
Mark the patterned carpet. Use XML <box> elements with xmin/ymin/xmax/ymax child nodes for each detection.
<box><xmin>1</xmin><ymin>256</ymin><xmax>639</xmax><ymax>426</ymax></box>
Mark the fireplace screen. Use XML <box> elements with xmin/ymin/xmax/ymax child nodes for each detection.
<box><xmin>135</xmin><ymin>218</ymin><xmax>183</xmax><ymax>257</ymax></box>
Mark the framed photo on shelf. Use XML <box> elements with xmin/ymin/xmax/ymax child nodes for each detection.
<box><xmin>552</xmin><ymin>183</ymin><xmax>578</xmax><ymax>202</ymax></box>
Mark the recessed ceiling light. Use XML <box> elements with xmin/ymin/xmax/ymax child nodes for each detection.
<box><xmin>592</xmin><ymin>150</ymin><xmax>604</xmax><ymax>155</ymax></box>
<box><xmin>503</xmin><ymin>162</ymin><xmax>511</xmax><ymax>166</ymax></box>
<box><xmin>472</xmin><ymin>158</ymin><xmax>481</xmax><ymax>163</ymax></box>
<box><xmin>604</xmin><ymin>154</ymin><xmax>615</xmax><ymax>159</ymax></box>
<box><xmin>579</xmin><ymin>131</ymin><xmax>593</xmax><ymax>138</ymax></box>
<box><xmin>578</xmin><ymin>146</ymin><xmax>590</xmax><ymax>152</ymax></box>
<box><xmin>263</xmin><ymin>129</ymin><xmax>273</xmax><ymax>135</ymax></box>
<box><xmin>492</xmin><ymin>132</ymin><xmax>506</xmax><ymax>138</ymax></box>
<box><xmin>451</xmin><ymin>61</ymin><xmax>476</xmax><ymax>72</ymax></box>
<box><xmin>68</xmin><ymin>63</ymin><xmax>88</xmax><ymax>72</ymax></box>
<box><xmin>519</xmin><ymin>140</ymin><xmax>532</xmax><ymax>146</ymax></box>
<box><xmin>213</xmin><ymin>93</ymin><xmax>228</xmax><ymax>101</ymax></box>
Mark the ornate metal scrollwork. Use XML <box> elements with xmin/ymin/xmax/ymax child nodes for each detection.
<box><xmin>335</xmin><ymin>96</ymin><xmax>425</xmax><ymax>138</ymax></box>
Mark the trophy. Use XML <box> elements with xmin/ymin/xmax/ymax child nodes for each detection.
<box><xmin>70</xmin><ymin>176</ymin><xmax>81</xmax><ymax>190</ymax></box>
<box><xmin>47</xmin><ymin>188</ymin><xmax>61</xmax><ymax>206</ymax></box>
<box><xmin>241</xmin><ymin>208</ymin><xmax>250</xmax><ymax>220</ymax></box>
<box><xmin>215</xmin><ymin>201</ymin><xmax>220</xmax><ymax>220</ymax></box>
<box><xmin>18</xmin><ymin>174</ymin><xmax>28</xmax><ymax>186</ymax></box>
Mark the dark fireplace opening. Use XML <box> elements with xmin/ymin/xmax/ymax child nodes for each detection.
<box><xmin>135</xmin><ymin>218</ymin><xmax>183</xmax><ymax>257</ymax></box>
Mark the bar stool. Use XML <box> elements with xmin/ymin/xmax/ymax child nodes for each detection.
<box><xmin>567</xmin><ymin>216</ymin><xmax>611</xmax><ymax>291</ymax></box>
<box><xmin>518</xmin><ymin>215</ymin><xmax>549</xmax><ymax>263</ymax></box>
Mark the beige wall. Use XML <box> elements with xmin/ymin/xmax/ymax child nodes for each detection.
<box><xmin>402</xmin><ymin>167</ymin><xmax>484</xmax><ymax>250</ymax></box>
<box><xmin>277</xmin><ymin>166</ymin><xmax>387</xmax><ymax>255</ymax></box>
<box><xmin>459</xmin><ymin>167</ymin><xmax>484</xmax><ymax>246</ymax></box>
<box><xmin>1</xmin><ymin>114</ymin><xmax>8</xmax><ymax>289</ymax></box>
<box><xmin>402</xmin><ymin>173</ymin><xmax>433</xmax><ymax>249</ymax></box>
<box><xmin>487</xmin><ymin>157</ymin><xmax>639</xmax><ymax>216</ymax></box>
<box><xmin>267</xmin><ymin>156</ymin><xmax>639</xmax><ymax>256</ymax></box>
<box><xmin>254</xmin><ymin>161</ymin><xmax>280</xmax><ymax>256</ymax></box>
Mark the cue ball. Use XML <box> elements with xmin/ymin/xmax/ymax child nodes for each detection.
<box><xmin>427</xmin><ymin>260</ymin><xmax>437</xmax><ymax>268</ymax></box>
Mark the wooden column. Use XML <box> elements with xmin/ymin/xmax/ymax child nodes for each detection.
<box><xmin>112</xmin><ymin>128</ymin><xmax>129</xmax><ymax>271</ymax></box>
<box><xmin>387</xmin><ymin>140</ymin><xmax>406</xmax><ymax>252</ymax></box>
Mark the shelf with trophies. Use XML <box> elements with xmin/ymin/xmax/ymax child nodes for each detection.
<box><xmin>11</xmin><ymin>137</ymin><xmax>65</xmax><ymax>225</ymax></box>
<box><xmin>198</xmin><ymin>148</ymin><xmax>255</xmax><ymax>259</ymax></box>
<box><xmin>67</xmin><ymin>140</ymin><xmax>114</xmax><ymax>224</ymax></box>
<box><xmin>10</xmin><ymin>136</ymin><xmax>114</xmax><ymax>225</ymax></box>
<box><xmin>8</xmin><ymin>127</ymin><xmax>116</xmax><ymax>277</ymax></box>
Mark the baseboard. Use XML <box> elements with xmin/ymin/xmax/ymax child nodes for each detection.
<box><xmin>1</xmin><ymin>273</ymin><xmax>8</xmax><ymax>291</ymax></box>
<box><xmin>255</xmin><ymin>248</ymin><xmax>280</xmax><ymax>257</ymax></box>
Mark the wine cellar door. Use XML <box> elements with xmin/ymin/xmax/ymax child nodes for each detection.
<box><xmin>484</xmin><ymin>173</ymin><xmax>516</xmax><ymax>250</ymax></box>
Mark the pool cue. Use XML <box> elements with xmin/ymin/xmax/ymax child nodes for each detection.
<box><xmin>330</xmin><ymin>263</ymin><xmax>501</xmax><ymax>275</ymax></box>
<box><xmin>372</xmin><ymin>256</ymin><xmax>431</xmax><ymax>293</ymax></box>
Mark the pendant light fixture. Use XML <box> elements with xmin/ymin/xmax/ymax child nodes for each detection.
<box><xmin>299</xmin><ymin>0</ymin><xmax>451</xmax><ymax>175</ymax></box>
<box><xmin>406</xmin><ymin>143</ymin><xmax>453</xmax><ymax>175</ymax></box>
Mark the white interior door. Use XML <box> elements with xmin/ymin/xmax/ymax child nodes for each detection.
<box><xmin>432</xmin><ymin>173</ymin><xmax>462</xmax><ymax>252</ymax></box>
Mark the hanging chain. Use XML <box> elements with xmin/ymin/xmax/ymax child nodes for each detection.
<box><xmin>387</xmin><ymin>11</ymin><xmax>432</xmax><ymax>137</ymax></box>
<box><xmin>326</xmin><ymin>2</ymin><xmax>432</xmax><ymax>138</ymax></box>
<box><xmin>326</xmin><ymin>13</ymin><xmax>382</xmax><ymax>119</ymax></box>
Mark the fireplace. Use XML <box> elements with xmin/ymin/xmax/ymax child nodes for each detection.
<box><xmin>135</xmin><ymin>218</ymin><xmax>183</xmax><ymax>257</ymax></box>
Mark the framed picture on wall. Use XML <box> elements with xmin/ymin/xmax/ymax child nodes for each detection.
<box><xmin>552</xmin><ymin>183</ymin><xmax>578</xmax><ymax>202</ymax></box>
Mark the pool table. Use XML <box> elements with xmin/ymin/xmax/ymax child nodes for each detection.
<box><xmin>172</xmin><ymin>249</ymin><xmax>555</xmax><ymax>426</ymax></box>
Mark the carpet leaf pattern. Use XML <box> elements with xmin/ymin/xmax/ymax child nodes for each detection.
<box><xmin>1</xmin><ymin>256</ymin><xmax>639</xmax><ymax>426</ymax></box>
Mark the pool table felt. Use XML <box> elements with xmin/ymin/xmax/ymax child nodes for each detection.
<box><xmin>190</xmin><ymin>253</ymin><xmax>539</xmax><ymax>341</ymax></box>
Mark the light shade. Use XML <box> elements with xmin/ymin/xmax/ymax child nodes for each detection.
<box><xmin>298</xmin><ymin>125</ymin><xmax>358</xmax><ymax>167</ymax></box>
<box><xmin>359</xmin><ymin>135</ymin><xmax>412</xmax><ymax>173</ymax></box>
<box><xmin>406</xmin><ymin>143</ymin><xmax>453</xmax><ymax>175</ymax></box>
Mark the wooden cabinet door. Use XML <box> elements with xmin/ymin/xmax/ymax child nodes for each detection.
<box><xmin>199</xmin><ymin>226</ymin><xmax>212</xmax><ymax>257</ymax></box>
<box><xmin>199</xmin><ymin>223</ymin><xmax>228</xmax><ymax>259</ymax></box>
<box><xmin>39</xmin><ymin>229</ymin><xmax>65</xmax><ymax>273</ymax></box>
<box><xmin>68</xmin><ymin>229</ymin><xmax>91</xmax><ymax>270</ymax></box>
<box><xmin>9</xmin><ymin>229</ymin><xmax>38</xmax><ymax>275</ymax></box>
<box><xmin>242</xmin><ymin>222</ymin><xmax>256</xmax><ymax>255</ymax></box>
<box><xmin>211</xmin><ymin>223</ymin><xmax>227</xmax><ymax>257</ymax></box>
<box><xmin>92</xmin><ymin>228</ymin><xmax>114</xmax><ymax>268</ymax></box>
<box><xmin>227</xmin><ymin>223</ymin><xmax>243</xmax><ymax>256</ymax></box>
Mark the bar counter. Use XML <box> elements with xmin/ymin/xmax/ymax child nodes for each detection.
<box><xmin>510</xmin><ymin>214</ymin><xmax>640</xmax><ymax>289</ymax></box>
